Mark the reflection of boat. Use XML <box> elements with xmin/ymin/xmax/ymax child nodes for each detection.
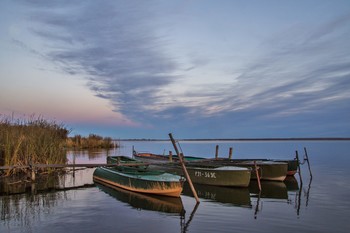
<box><xmin>93</xmin><ymin>156</ymin><xmax>184</xmax><ymax>197</ymax></box>
<box><xmin>95</xmin><ymin>182</ymin><xmax>185</xmax><ymax>215</ymax></box>
<box><xmin>182</xmin><ymin>183</ymin><xmax>252</xmax><ymax>208</ymax></box>
<box><xmin>249</xmin><ymin>181</ymin><xmax>288</xmax><ymax>199</ymax></box>
<box><xmin>284</xmin><ymin>176</ymin><xmax>299</xmax><ymax>191</ymax></box>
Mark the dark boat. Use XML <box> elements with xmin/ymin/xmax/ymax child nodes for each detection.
<box><xmin>131</xmin><ymin>153</ymin><xmax>251</xmax><ymax>187</ymax></box>
<box><xmin>133</xmin><ymin>151</ymin><xmax>204</xmax><ymax>163</ymax></box>
<box><xmin>133</xmin><ymin>150</ymin><xmax>290</xmax><ymax>181</ymax></box>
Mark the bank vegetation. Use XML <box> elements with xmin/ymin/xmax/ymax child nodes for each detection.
<box><xmin>0</xmin><ymin>115</ymin><xmax>117</xmax><ymax>175</ymax></box>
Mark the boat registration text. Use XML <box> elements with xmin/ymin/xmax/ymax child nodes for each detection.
<box><xmin>194</xmin><ymin>171</ymin><xmax>216</xmax><ymax>178</ymax></box>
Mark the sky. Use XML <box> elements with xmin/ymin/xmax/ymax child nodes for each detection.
<box><xmin>1</xmin><ymin>0</ymin><xmax>350</xmax><ymax>139</ymax></box>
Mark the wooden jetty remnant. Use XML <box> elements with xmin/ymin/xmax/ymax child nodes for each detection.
<box><xmin>228</xmin><ymin>147</ymin><xmax>233</xmax><ymax>159</ymax></box>
<box><xmin>0</xmin><ymin>163</ymin><xmax>151</xmax><ymax>182</ymax></box>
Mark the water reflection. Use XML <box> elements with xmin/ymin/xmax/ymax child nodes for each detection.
<box><xmin>182</xmin><ymin>183</ymin><xmax>252</xmax><ymax>208</ymax></box>
<box><xmin>1</xmin><ymin>146</ymin><xmax>323</xmax><ymax>232</ymax></box>
<box><xmin>95</xmin><ymin>182</ymin><xmax>185</xmax><ymax>215</ymax></box>
<box><xmin>66</xmin><ymin>149</ymin><xmax>113</xmax><ymax>164</ymax></box>
<box><xmin>249</xmin><ymin>175</ymin><xmax>313</xmax><ymax>219</ymax></box>
<box><xmin>249</xmin><ymin>181</ymin><xmax>289</xmax><ymax>199</ymax></box>
<box><xmin>0</xmin><ymin>188</ymin><xmax>70</xmax><ymax>230</ymax></box>
<box><xmin>0</xmin><ymin>168</ymin><xmax>95</xmax><ymax>195</ymax></box>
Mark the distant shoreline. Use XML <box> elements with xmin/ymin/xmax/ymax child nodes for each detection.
<box><xmin>115</xmin><ymin>137</ymin><xmax>350</xmax><ymax>142</ymax></box>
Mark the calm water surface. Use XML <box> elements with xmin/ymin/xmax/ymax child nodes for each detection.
<box><xmin>1</xmin><ymin>140</ymin><xmax>350</xmax><ymax>233</ymax></box>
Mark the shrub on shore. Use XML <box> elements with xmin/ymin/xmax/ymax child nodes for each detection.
<box><xmin>66</xmin><ymin>134</ymin><xmax>117</xmax><ymax>149</ymax></box>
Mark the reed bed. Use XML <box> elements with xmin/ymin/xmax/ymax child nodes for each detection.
<box><xmin>0</xmin><ymin>115</ymin><xmax>68</xmax><ymax>175</ymax></box>
<box><xmin>66</xmin><ymin>134</ymin><xmax>117</xmax><ymax>149</ymax></box>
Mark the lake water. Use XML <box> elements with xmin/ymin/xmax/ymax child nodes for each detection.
<box><xmin>1</xmin><ymin>140</ymin><xmax>350</xmax><ymax>233</ymax></box>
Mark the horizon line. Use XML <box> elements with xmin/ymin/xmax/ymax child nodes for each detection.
<box><xmin>114</xmin><ymin>137</ymin><xmax>350</xmax><ymax>141</ymax></box>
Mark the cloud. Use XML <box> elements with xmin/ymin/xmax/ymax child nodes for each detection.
<box><xmin>13</xmin><ymin>1</ymin><xmax>350</xmax><ymax>136</ymax></box>
<box><xmin>19</xmin><ymin>0</ymin><xmax>180</xmax><ymax>121</ymax></box>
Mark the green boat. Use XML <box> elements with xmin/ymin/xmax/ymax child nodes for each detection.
<box><xmin>151</xmin><ymin>163</ymin><xmax>251</xmax><ymax>187</ymax></box>
<box><xmin>93</xmin><ymin>156</ymin><xmax>184</xmax><ymax>197</ymax></box>
<box><xmin>192</xmin><ymin>159</ymin><xmax>288</xmax><ymax>182</ymax></box>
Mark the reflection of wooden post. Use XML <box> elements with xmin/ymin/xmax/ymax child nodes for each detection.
<box><xmin>228</xmin><ymin>147</ymin><xmax>233</xmax><ymax>159</ymax></box>
<box><xmin>73</xmin><ymin>153</ymin><xmax>76</xmax><ymax>178</ymax></box>
<box><xmin>215</xmin><ymin>145</ymin><xmax>219</xmax><ymax>160</ymax></box>
<box><xmin>296</xmin><ymin>151</ymin><xmax>303</xmax><ymax>186</ymax></box>
<box><xmin>169</xmin><ymin>133</ymin><xmax>200</xmax><ymax>203</ymax></box>
<box><xmin>31</xmin><ymin>182</ymin><xmax>36</xmax><ymax>195</ymax></box>
<box><xmin>169</xmin><ymin>151</ymin><xmax>173</xmax><ymax>162</ymax></box>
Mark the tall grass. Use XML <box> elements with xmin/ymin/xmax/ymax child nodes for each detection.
<box><xmin>0</xmin><ymin>115</ymin><xmax>69</xmax><ymax>174</ymax></box>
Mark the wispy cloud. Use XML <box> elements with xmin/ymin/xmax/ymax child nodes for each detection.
<box><xmin>19</xmin><ymin>1</ymin><xmax>181</xmax><ymax>123</ymax></box>
<box><xmin>14</xmin><ymin>1</ymin><xmax>350</xmax><ymax>136</ymax></box>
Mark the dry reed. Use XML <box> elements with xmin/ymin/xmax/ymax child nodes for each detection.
<box><xmin>0</xmin><ymin>115</ymin><xmax>69</xmax><ymax>175</ymax></box>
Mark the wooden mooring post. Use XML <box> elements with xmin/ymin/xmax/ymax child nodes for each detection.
<box><xmin>295</xmin><ymin>150</ymin><xmax>303</xmax><ymax>186</ymax></box>
<box><xmin>228</xmin><ymin>147</ymin><xmax>233</xmax><ymax>159</ymax></box>
<box><xmin>304</xmin><ymin>147</ymin><xmax>313</xmax><ymax>178</ymax></box>
<box><xmin>169</xmin><ymin>133</ymin><xmax>200</xmax><ymax>203</ymax></box>
<box><xmin>169</xmin><ymin>151</ymin><xmax>173</xmax><ymax>162</ymax></box>
<box><xmin>215</xmin><ymin>145</ymin><xmax>219</xmax><ymax>160</ymax></box>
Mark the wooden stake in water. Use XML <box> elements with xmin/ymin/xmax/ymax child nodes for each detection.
<box><xmin>228</xmin><ymin>147</ymin><xmax>233</xmax><ymax>159</ymax></box>
<box><xmin>304</xmin><ymin>147</ymin><xmax>313</xmax><ymax>178</ymax></box>
<box><xmin>215</xmin><ymin>145</ymin><xmax>219</xmax><ymax>160</ymax></box>
<box><xmin>169</xmin><ymin>151</ymin><xmax>173</xmax><ymax>162</ymax></box>
<box><xmin>169</xmin><ymin>133</ymin><xmax>200</xmax><ymax>203</ymax></box>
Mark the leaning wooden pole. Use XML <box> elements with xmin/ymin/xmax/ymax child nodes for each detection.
<box><xmin>304</xmin><ymin>147</ymin><xmax>313</xmax><ymax>178</ymax></box>
<box><xmin>169</xmin><ymin>133</ymin><xmax>200</xmax><ymax>203</ymax></box>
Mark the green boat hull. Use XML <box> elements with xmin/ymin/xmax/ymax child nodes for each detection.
<box><xmin>189</xmin><ymin>159</ymin><xmax>288</xmax><ymax>181</ymax></box>
<box><xmin>153</xmin><ymin>164</ymin><xmax>251</xmax><ymax>187</ymax></box>
<box><xmin>94</xmin><ymin>157</ymin><xmax>184</xmax><ymax>197</ymax></box>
